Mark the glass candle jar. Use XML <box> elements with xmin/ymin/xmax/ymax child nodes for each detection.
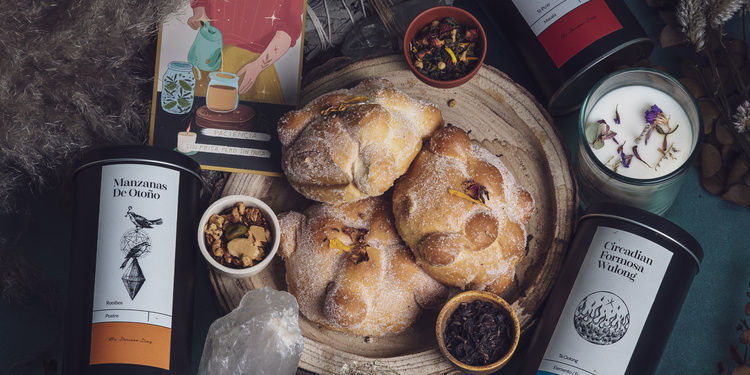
<box><xmin>575</xmin><ymin>68</ymin><xmax>704</xmax><ymax>215</ymax></box>
<box><xmin>161</xmin><ymin>61</ymin><xmax>196</xmax><ymax>115</ymax></box>
<box><xmin>206</xmin><ymin>71</ymin><xmax>240</xmax><ymax>113</ymax></box>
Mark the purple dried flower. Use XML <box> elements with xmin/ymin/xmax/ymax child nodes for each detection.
<box><xmin>614</xmin><ymin>104</ymin><xmax>621</xmax><ymax>125</ymax></box>
<box><xmin>643</xmin><ymin>104</ymin><xmax>670</xmax><ymax>145</ymax></box>
<box><xmin>645</xmin><ymin>105</ymin><xmax>662</xmax><ymax>125</ymax></box>
<box><xmin>599</xmin><ymin>122</ymin><xmax>618</xmax><ymax>144</ymax></box>
<box><xmin>620</xmin><ymin>152</ymin><xmax>632</xmax><ymax>168</ymax></box>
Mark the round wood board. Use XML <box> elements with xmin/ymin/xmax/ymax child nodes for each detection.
<box><xmin>207</xmin><ymin>54</ymin><xmax>578</xmax><ymax>374</ymax></box>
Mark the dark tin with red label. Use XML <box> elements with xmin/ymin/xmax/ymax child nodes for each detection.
<box><xmin>485</xmin><ymin>0</ymin><xmax>654</xmax><ymax>115</ymax></box>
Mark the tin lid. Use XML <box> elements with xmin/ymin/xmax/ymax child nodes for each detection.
<box><xmin>580</xmin><ymin>202</ymin><xmax>703</xmax><ymax>271</ymax></box>
<box><xmin>74</xmin><ymin>145</ymin><xmax>202</xmax><ymax>182</ymax></box>
<box><xmin>547</xmin><ymin>37</ymin><xmax>654</xmax><ymax>115</ymax></box>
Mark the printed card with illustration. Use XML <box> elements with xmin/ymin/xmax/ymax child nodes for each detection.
<box><xmin>149</xmin><ymin>0</ymin><xmax>307</xmax><ymax>176</ymax></box>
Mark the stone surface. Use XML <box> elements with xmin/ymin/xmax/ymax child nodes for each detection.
<box><xmin>198</xmin><ymin>287</ymin><xmax>303</xmax><ymax>375</ymax></box>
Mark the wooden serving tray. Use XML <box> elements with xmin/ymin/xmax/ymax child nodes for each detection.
<box><xmin>207</xmin><ymin>54</ymin><xmax>578</xmax><ymax>374</ymax></box>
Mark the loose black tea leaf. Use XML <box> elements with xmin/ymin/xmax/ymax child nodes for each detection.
<box><xmin>444</xmin><ymin>299</ymin><xmax>513</xmax><ymax>366</ymax></box>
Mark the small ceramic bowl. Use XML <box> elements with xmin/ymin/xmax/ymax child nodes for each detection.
<box><xmin>436</xmin><ymin>290</ymin><xmax>520</xmax><ymax>375</ymax></box>
<box><xmin>403</xmin><ymin>6</ymin><xmax>487</xmax><ymax>89</ymax></box>
<box><xmin>197</xmin><ymin>195</ymin><xmax>280</xmax><ymax>278</ymax></box>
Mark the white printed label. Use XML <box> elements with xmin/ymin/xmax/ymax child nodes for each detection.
<box><xmin>91</xmin><ymin>164</ymin><xmax>179</xmax><ymax>329</ymax></box>
<box><xmin>537</xmin><ymin>227</ymin><xmax>673</xmax><ymax>375</ymax></box>
<box><xmin>511</xmin><ymin>0</ymin><xmax>590</xmax><ymax>35</ymax></box>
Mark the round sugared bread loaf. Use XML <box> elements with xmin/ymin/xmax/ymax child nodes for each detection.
<box><xmin>277</xmin><ymin>196</ymin><xmax>448</xmax><ymax>336</ymax></box>
<box><xmin>392</xmin><ymin>125</ymin><xmax>535</xmax><ymax>295</ymax></box>
<box><xmin>278</xmin><ymin>77</ymin><xmax>443</xmax><ymax>204</ymax></box>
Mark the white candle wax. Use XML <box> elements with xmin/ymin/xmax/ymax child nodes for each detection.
<box><xmin>584</xmin><ymin>85</ymin><xmax>693</xmax><ymax>179</ymax></box>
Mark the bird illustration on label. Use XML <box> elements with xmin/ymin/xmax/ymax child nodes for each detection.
<box><xmin>120</xmin><ymin>206</ymin><xmax>162</xmax><ymax>300</ymax></box>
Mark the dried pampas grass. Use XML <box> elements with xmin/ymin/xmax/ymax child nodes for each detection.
<box><xmin>0</xmin><ymin>0</ymin><xmax>184</xmax><ymax>214</ymax></box>
<box><xmin>705</xmin><ymin>0</ymin><xmax>749</xmax><ymax>29</ymax></box>
<box><xmin>0</xmin><ymin>1</ymin><xmax>185</xmax><ymax>373</ymax></box>
<box><xmin>676</xmin><ymin>0</ymin><xmax>709</xmax><ymax>51</ymax></box>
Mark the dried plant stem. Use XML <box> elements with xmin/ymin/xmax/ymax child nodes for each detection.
<box><xmin>691</xmin><ymin>43</ymin><xmax>750</xmax><ymax>159</ymax></box>
<box><xmin>704</xmin><ymin>37</ymin><xmax>731</xmax><ymax>114</ymax></box>
<box><xmin>369</xmin><ymin>0</ymin><xmax>402</xmax><ymax>49</ymax></box>
<box><xmin>722</xmin><ymin>26</ymin><xmax>750</xmax><ymax>98</ymax></box>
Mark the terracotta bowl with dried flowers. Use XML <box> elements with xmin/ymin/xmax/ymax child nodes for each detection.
<box><xmin>404</xmin><ymin>6</ymin><xmax>487</xmax><ymax>89</ymax></box>
<box><xmin>198</xmin><ymin>195</ymin><xmax>280</xmax><ymax>278</ymax></box>
<box><xmin>436</xmin><ymin>290</ymin><xmax>520</xmax><ymax>375</ymax></box>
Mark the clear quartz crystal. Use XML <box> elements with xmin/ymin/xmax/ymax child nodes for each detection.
<box><xmin>198</xmin><ymin>287</ymin><xmax>304</xmax><ymax>375</ymax></box>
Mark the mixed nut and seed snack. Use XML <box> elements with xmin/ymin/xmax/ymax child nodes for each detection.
<box><xmin>204</xmin><ymin>202</ymin><xmax>272</xmax><ymax>269</ymax></box>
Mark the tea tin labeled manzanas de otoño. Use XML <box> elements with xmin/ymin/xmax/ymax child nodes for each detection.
<box><xmin>63</xmin><ymin>145</ymin><xmax>202</xmax><ymax>375</ymax></box>
<box><xmin>519</xmin><ymin>202</ymin><xmax>703</xmax><ymax>375</ymax></box>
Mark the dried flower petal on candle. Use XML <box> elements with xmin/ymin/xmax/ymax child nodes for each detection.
<box><xmin>611</xmin><ymin>160</ymin><xmax>621</xmax><ymax>173</ymax></box>
<box><xmin>620</xmin><ymin>152</ymin><xmax>633</xmax><ymax>168</ymax></box>
<box><xmin>645</xmin><ymin>105</ymin><xmax>667</xmax><ymax>125</ymax></box>
<box><xmin>642</xmin><ymin>105</ymin><xmax>671</xmax><ymax>145</ymax></box>
<box><xmin>656</xmin><ymin>124</ymin><xmax>680</xmax><ymax>152</ymax></box>
<box><xmin>590</xmin><ymin>120</ymin><xmax>619</xmax><ymax>149</ymax></box>
<box><xmin>616</xmin><ymin>141</ymin><xmax>633</xmax><ymax>168</ymax></box>
<box><xmin>614</xmin><ymin>104</ymin><xmax>621</xmax><ymax>125</ymax></box>
<box><xmin>655</xmin><ymin>143</ymin><xmax>681</xmax><ymax>171</ymax></box>
<box><xmin>585</xmin><ymin>122</ymin><xmax>600</xmax><ymax>144</ymax></box>
<box><xmin>603</xmin><ymin>155</ymin><xmax>620</xmax><ymax>172</ymax></box>
<box><xmin>588</xmin><ymin>124</ymin><xmax>606</xmax><ymax>149</ymax></box>
<box><xmin>632</xmin><ymin>145</ymin><xmax>652</xmax><ymax>168</ymax></box>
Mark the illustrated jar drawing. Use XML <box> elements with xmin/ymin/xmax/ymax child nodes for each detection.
<box><xmin>206</xmin><ymin>71</ymin><xmax>240</xmax><ymax>113</ymax></box>
<box><xmin>161</xmin><ymin>61</ymin><xmax>196</xmax><ymax>115</ymax></box>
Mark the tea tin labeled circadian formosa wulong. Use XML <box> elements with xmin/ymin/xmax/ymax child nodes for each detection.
<box><xmin>518</xmin><ymin>202</ymin><xmax>703</xmax><ymax>375</ymax></box>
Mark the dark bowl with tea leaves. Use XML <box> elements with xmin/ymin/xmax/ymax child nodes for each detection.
<box><xmin>436</xmin><ymin>290</ymin><xmax>520</xmax><ymax>375</ymax></box>
<box><xmin>403</xmin><ymin>6</ymin><xmax>487</xmax><ymax>89</ymax></box>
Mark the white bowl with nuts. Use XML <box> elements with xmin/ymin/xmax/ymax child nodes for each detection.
<box><xmin>198</xmin><ymin>195</ymin><xmax>280</xmax><ymax>278</ymax></box>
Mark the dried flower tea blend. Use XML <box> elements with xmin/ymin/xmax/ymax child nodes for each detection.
<box><xmin>409</xmin><ymin>17</ymin><xmax>480</xmax><ymax>81</ymax></box>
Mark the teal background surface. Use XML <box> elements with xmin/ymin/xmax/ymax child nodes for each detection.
<box><xmin>0</xmin><ymin>0</ymin><xmax>748</xmax><ymax>374</ymax></box>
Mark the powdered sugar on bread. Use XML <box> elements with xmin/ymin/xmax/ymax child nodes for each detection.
<box><xmin>277</xmin><ymin>197</ymin><xmax>448</xmax><ymax>337</ymax></box>
<box><xmin>278</xmin><ymin>77</ymin><xmax>443</xmax><ymax>204</ymax></box>
<box><xmin>392</xmin><ymin>125</ymin><xmax>535</xmax><ymax>295</ymax></box>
